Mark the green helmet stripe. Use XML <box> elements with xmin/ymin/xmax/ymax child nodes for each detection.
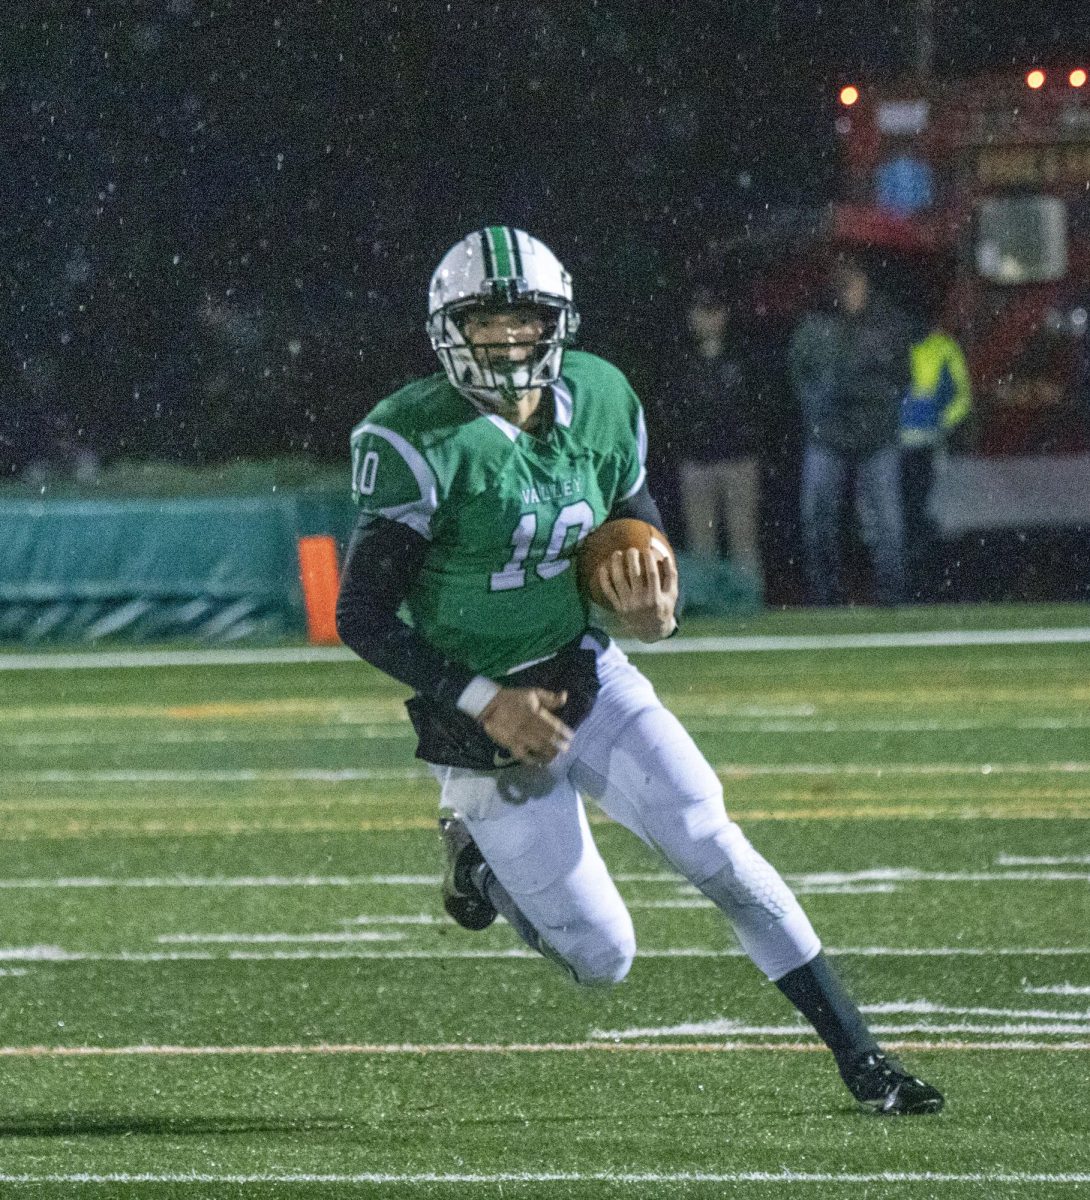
<box><xmin>486</xmin><ymin>225</ymin><xmax>514</xmax><ymax>278</ymax></box>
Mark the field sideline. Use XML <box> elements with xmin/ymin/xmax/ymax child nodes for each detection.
<box><xmin>0</xmin><ymin>603</ymin><xmax>1088</xmax><ymax>1198</ymax></box>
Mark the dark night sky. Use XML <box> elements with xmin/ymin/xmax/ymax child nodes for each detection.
<box><xmin>2</xmin><ymin>0</ymin><xmax>1086</xmax><ymax>468</ymax></box>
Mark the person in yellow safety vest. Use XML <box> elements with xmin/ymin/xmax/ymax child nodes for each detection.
<box><xmin>900</xmin><ymin>329</ymin><xmax>972</xmax><ymax>601</ymax></box>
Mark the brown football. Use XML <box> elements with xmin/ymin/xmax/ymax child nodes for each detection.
<box><xmin>575</xmin><ymin>518</ymin><xmax>676</xmax><ymax>608</ymax></box>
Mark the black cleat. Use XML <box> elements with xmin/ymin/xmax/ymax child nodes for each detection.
<box><xmin>845</xmin><ymin>1051</ymin><xmax>945</xmax><ymax>1115</ymax></box>
<box><xmin>439</xmin><ymin>817</ymin><xmax>497</xmax><ymax>931</ymax></box>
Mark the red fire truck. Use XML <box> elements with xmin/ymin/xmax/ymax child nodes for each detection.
<box><xmin>831</xmin><ymin>68</ymin><xmax>1090</xmax><ymax>455</ymax></box>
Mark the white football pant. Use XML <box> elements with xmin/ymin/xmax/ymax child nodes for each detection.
<box><xmin>433</xmin><ymin>637</ymin><xmax>821</xmax><ymax>986</ymax></box>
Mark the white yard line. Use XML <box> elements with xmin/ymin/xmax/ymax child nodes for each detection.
<box><xmin>642</xmin><ymin>868</ymin><xmax>1090</xmax><ymax>897</ymax></box>
<box><xmin>1</xmin><ymin>945</ymin><xmax>1090</xmax><ymax>963</ymax></box>
<box><xmin>7</xmin><ymin>717</ymin><xmax>1090</xmax><ymax>746</ymax></box>
<box><xmin>771</xmin><ymin>720</ymin><xmax>1090</xmax><ymax>734</ymax></box>
<box><xmin>6</xmin><ymin>768</ymin><xmax>432</xmax><ymax>783</ymax></box>
<box><xmin>0</xmin><ymin>1042</ymin><xmax>1086</xmax><ymax>1061</ymax></box>
<box><xmin>0</xmin><ymin>648</ymin><xmax>358</xmax><ymax>671</ymax></box>
<box><xmin>824</xmin><ymin>946</ymin><xmax>1090</xmax><ymax>957</ymax></box>
<box><xmin>339</xmin><ymin>914</ymin><xmax>443</xmax><ymax>925</ymax></box>
<box><xmin>632</xmin><ymin>891</ymin><xmax>902</xmax><ymax>908</ymax></box>
<box><xmin>2</xmin><ymin>726</ymin><xmax>410</xmax><ymax>747</ymax></box>
<box><xmin>683</xmin><ymin>718</ymin><xmax>1090</xmax><ymax>734</ymax></box>
<box><xmin>793</xmin><ymin>867</ymin><xmax>1090</xmax><ymax>883</ymax></box>
<box><xmin>632</xmin><ymin>628</ymin><xmax>1090</xmax><ymax>653</ymax></box>
<box><xmin>0</xmin><ymin>872</ymin><xmax>681</xmax><ymax>889</ymax></box>
<box><xmin>594</xmin><ymin>1004</ymin><xmax>1090</xmax><ymax>1040</ymax></box>
<box><xmin>0</xmin><ymin>1170</ymin><xmax>1088</xmax><ymax>1185</ymax></box>
<box><xmin>0</xmin><ymin>946</ymin><xmax>548</xmax><ymax>963</ymax></box>
<box><xmin>717</xmin><ymin>762</ymin><xmax>1090</xmax><ymax>776</ymax></box>
<box><xmin>4</xmin><ymin>625</ymin><xmax>1090</xmax><ymax>672</ymax></box>
<box><xmin>0</xmin><ymin>867</ymin><xmax>1085</xmax><ymax>890</ymax></box>
<box><xmin>0</xmin><ymin>873</ymin><xmax>446</xmax><ymax>889</ymax></box>
<box><xmin>0</xmin><ymin>794</ymin><xmax>412</xmax><ymax>814</ymax></box>
<box><xmin>793</xmin><ymin>885</ymin><xmax>899</xmax><ymax>894</ymax></box>
<box><xmin>863</xmin><ymin>999</ymin><xmax>1090</xmax><ymax>1020</ymax></box>
<box><xmin>9</xmin><ymin>762</ymin><xmax>1090</xmax><ymax>784</ymax></box>
<box><xmin>998</xmin><ymin>853</ymin><xmax>1090</xmax><ymax>866</ymax></box>
<box><xmin>154</xmin><ymin>931</ymin><xmax>407</xmax><ymax>944</ymax></box>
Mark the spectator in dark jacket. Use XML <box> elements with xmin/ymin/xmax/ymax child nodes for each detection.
<box><xmin>789</xmin><ymin>256</ymin><xmax>914</xmax><ymax>605</ymax></box>
<box><xmin>670</xmin><ymin>287</ymin><xmax>762</xmax><ymax>580</ymax></box>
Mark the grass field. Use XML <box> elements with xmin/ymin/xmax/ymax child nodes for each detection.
<box><xmin>1</xmin><ymin>603</ymin><xmax>1089</xmax><ymax>1198</ymax></box>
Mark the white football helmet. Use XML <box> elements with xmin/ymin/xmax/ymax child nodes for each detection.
<box><xmin>427</xmin><ymin>227</ymin><xmax>580</xmax><ymax>413</ymax></box>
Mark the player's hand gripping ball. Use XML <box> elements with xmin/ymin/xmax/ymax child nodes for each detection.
<box><xmin>576</xmin><ymin>518</ymin><xmax>676</xmax><ymax>609</ymax></box>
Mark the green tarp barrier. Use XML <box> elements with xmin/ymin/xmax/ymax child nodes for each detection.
<box><xmin>0</xmin><ymin>490</ymin><xmax>761</xmax><ymax>645</ymax></box>
<box><xmin>0</xmin><ymin>490</ymin><xmax>356</xmax><ymax>643</ymax></box>
<box><xmin>672</xmin><ymin>552</ymin><xmax>763</xmax><ymax>616</ymax></box>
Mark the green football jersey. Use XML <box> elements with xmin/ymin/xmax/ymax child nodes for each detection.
<box><xmin>349</xmin><ymin>350</ymin><xmax>648</xmax><ymax>677</ymax></box>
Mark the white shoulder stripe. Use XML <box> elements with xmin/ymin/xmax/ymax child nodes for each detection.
<box><xmin>620</xmin><ymin>405</ymin><xmax>648</xmax><ymax>500</ymax></box>
<box><xmin>485</xmin><ymin>413</ymin><xmax>521</xmax><ymax>443</ymax></box>
<box><xmin>357</xmin><ymin>422</ymin><xmax>439</xmax><ymax>539</ymax></box>
<box><xmin>553</xmin><ymin>380</ymin><xmax>574</xmax><ymax>427</ymax></box>
<box><xmin>373</xmin><ymin>504</ymin><xmax>434</xmax><ymax>540</ymax></box>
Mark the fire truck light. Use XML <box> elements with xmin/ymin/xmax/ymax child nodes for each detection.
<box><xmin>1070</xmin><ymin>69</ymin><xmax>1088</xmax><ymax>88</ymax></box>
<box><xmin>1026</xmin><ymin>70</ymin><xmax>1046</xmax><ymax>90</ymax></box>
<box><xmin>839</xmin><ymin>85</ymin><xmax>860</xmax><ymax>107</ymax></box>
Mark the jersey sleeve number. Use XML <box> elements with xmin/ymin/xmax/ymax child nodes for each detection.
<box><xmin>355</xmin><ymin>450</ymin><xmax>380</xmax><ymax>496</ymax></box>
<box><xmin>490</xmin><ymin>501</ymin><xmax>594</xmax><ymax>592</ymax></box>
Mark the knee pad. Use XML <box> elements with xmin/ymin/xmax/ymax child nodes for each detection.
<box><xmin>699</xmin><ymin>821</ymin><xmax>797</xmax><ymax>918</ymax></box>
<box><xmin>546</xmin><ymin>918</ymin><xmax>636</xmax><ymax>987</ymax></box>
<box><xmin>695</xmin><ymin>823</ymin><xmax>821</xmax><ymax>980</ymax></box>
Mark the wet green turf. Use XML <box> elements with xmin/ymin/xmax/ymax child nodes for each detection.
<box><xmin>0</xmin><ymin>604</ymin><xmax>1088</xmax><ymax>1196</ymax></box>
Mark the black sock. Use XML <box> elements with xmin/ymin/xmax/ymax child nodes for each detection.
<box><xmin>775</xmin><ymin>952</ymin><xmax>880</xmax><ymax>1076</ymax></box>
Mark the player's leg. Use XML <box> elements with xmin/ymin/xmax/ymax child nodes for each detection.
<box><xmin>570</xmin><ymin>645</ymin><xmax>820</xmax><ymax>980</ymax></box>
<box><xmin>435</xmin><ymin>764</ymin><xmax>636</xmax><ymax>987</ymax></box>
<box><xmin>569</xmin><ymin>643</ymin><xmax>942</xmax><ymax>1112</ymax></box>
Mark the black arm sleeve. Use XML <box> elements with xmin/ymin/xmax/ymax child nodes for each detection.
<box><xmin>609</xmin><ymin>480</ymin><xmax>666</xmax><ymax>532</ymax></box>
<box><xmin>335</xmin><ymin>514</ymin><xmax>478</xmax><ymax>704</ymax></box>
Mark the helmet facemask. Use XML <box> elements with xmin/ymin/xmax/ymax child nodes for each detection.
<box><xmin>429</xmin><ymin>298</ymin><xmax>575</xmax><ymax>417</ymax></box>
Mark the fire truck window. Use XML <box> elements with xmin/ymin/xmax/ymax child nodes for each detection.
<box><xmin>975</xmin><ymin>196</ymin><xmax>1068</xmax><ymax>284</ymax></box>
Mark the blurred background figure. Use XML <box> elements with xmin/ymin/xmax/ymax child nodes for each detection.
<box><xmin>875</xmin><ymin>137</ymin><xmax>936</xmax><ymax>218</ymax></box>
<box><xmin>671</xmin><ymin>286</ymin><xmax>763</xmax><ymax>585</ymax></box>
<box><xmin>901</xmin><ymin>320</ymin><xmax>972</xmax><ymax>601</ymax></box>
<box><xmin>1</xmin><ymin>349</ymin><xmax>99</xmax><ymax>487</ymax></box>
<box><xmin>790</xmin><ymin>254</ymin><xmax>914</xmax><ymax>606</ymax></box>
<box><xmin>1077</xmin><ymin>297</ymin><xmax>1090</xmax><ymax>439</ymax></box>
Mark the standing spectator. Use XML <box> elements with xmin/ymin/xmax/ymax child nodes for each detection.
<box><xmin>1076</xmin><ymin>301</ymin><xmax>1090</xmax><ymax>439</ymax></box>
<box><xmin>790</xmin><ymin>255</ymin><xmax>915</xmax><ymax>606</ymax></box>
<box><xmin>901</xmin><ymin>325</ymin><xmax>972</xmax><ymax>600</ymax></box>
<box><xmin>671</xmin><ymin>287</ymin><xmax>762</xmax><ymax>581</ymax></box>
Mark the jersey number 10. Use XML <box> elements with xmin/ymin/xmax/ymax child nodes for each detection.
<box><xmin>490</xmin><ymin>501</ymin><xmax>595</xmax><ymax>592</ymax></box>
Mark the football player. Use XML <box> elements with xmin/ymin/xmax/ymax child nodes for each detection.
<box><xmin>336</xmin><ymin>227</ymin><xmax>943</xmax><ymax>1115</ymax></box>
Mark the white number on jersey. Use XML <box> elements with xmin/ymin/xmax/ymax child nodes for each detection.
<box><xmin>355</xmin><ymin>450</ymin><xmax>380</xmax><ymax>496</ymax></box>
<box><xmin>489</xmin><ymin>501</ymin><xmax>595</xmax><ymax>591</ymax></box>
